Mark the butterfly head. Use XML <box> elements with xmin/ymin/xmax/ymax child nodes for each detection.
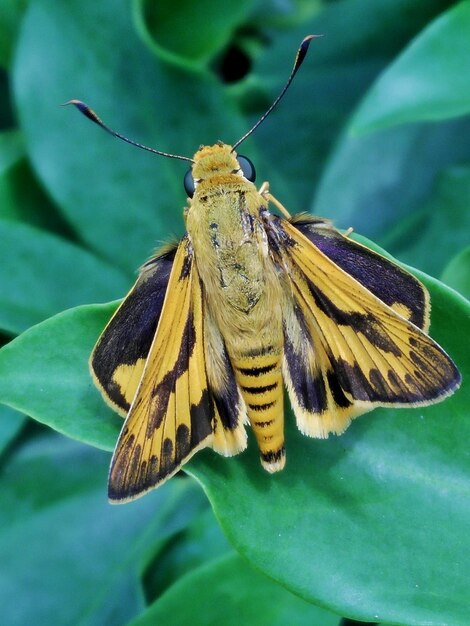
<box><xmin>66</xmin><ymin>36</ymin><xmax>316</xmax><ymax>201</ymax></box>
<box><xmin>183</xmin><ymin>144</ymin><xmax>256</xmax><ymax>198</ymax></box>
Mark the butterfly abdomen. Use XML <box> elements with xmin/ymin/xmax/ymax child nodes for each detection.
<box><xmin>232</xmin><ymin>349</ymin><xmax>285</xmax><ymax>472</ymax></box>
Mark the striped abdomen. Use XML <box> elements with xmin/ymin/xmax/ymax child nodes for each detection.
<box><xmin>232</xmin><ymin>349</ymin><xmax>285</xmax><ymax>472</ymax></box>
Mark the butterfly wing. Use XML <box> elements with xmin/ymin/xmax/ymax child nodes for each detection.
<box><xmin>107</xmin><ymin>237</ymin><xmax>248</xmax><ymax>502</ymax></box>
<box><xmin>91</xmin><ymin>244</ymin><xmax>178</xmax><ymax>416</ymax></box>
<box><xmin>107</xmin><ymin>238</ymin><xmax>212</xmax><ymax>501</ymax></box>
<box><xmin>290</xmin><ymin>214</ymin><xmax>429</xmax><ymax>330</ymax></box>
<box><xmin>268</xmin><ymin>215</ymin><xmax>461</xmax><ymax>438</ymax></box>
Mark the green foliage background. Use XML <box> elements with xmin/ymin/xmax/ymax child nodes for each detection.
<box><xmin>0</xmin><ymin>1</ymin><xmax>469</xmax><ymax>625</ymax></box>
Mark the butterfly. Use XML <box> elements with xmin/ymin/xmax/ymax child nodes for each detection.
<box><xmin>68</xmin><ymin>36</ymin><xmax>461</xmax><ymax>502</ymax></box>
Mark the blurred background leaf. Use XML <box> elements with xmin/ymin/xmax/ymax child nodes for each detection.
<box><xmin>0</xmin><ymin>221</ymin><xmax>129</xmax><ymax>334</ymax></box>
<box><xmin>134</xmin><ymin>0</ymin><xmax>256</xmax><ymax>68</ymax></box>
<box><xmin>0</xmin><ymin>433</ymin><xmax>209</xmax><ymax>626</ymax></box>
<box><xmin>130</xmin><ymin>552</ymin><xmax>340</xmax><ymax>626</ymax></box>
<box><xmin>0</xmin><ymin>0</ymin><xmax>468</xmax><ymax>624</ymax></box>
<box><xmin>441</xmin><ymin>245</ymin><xmax>470</xmax><ymax>298</ymax></box>
<box><xmin>352</xmin><ymin>0</ymin><xmax>470</xmax><ymax>132</ymax></box>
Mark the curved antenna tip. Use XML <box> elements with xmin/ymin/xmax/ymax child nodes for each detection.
<box><xmin>296</xmin><ymin>35</ymin><xmax>322</xmax><ymax>66</ymax></box>
<box><xmin>61</xmin><ymin>99</ymin><xmax>83</xmax><ymax>107</ymax></box>
<box><xmin>61</xmin><ymin>100</ymin><xmax>104</xmax><ymax>126</ymax></box>
<box><xmin>61</xmin><ymin>99</ymin><xmax>90</xmax><ymax>112</ymax></box>
<box><xmin>291</xmin><ymin>35</ymin><xmax>322</xmax><ymax>77</ymax></box>
<box><xmin>232</xmin><ymin>34</ymin><xmax>322</xmax><ymax>150</ymax></box>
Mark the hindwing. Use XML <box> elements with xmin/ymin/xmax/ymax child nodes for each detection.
<box><xmin>267</xmin><ymin>215</ymin><xmax>461</xmax><ymax>438</ymax></box>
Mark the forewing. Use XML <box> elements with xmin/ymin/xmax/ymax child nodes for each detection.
<box><xmin>91</xmin><ymin>244</ymin><xmax>178</xmax><ymax>415</ymax></box>
<box><xmin>291</xmin><ymin>214</ymin><xmax>429</xmax><ymax>330</ymax></box>
<box><xmin>108</xmin><ymin>239</ymin><xmax>214</xmax><ymax>502</ymax></box>
<box><xmin>270</xmin><ymin>217</ymin><xmax>461</xmax><ymax>438</ymax></box>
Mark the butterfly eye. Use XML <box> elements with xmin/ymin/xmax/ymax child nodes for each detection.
<box><xmin>184</xmin><ymin>169</ymin><xmax>195</xmax><ymax>197</ymax></box>
<box><xmin>238</xmin><ymin>155</ymin><xmax>256</xmax><ymax>182</ymax></box>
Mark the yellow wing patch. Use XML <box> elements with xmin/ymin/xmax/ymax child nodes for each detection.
<box><xmin>110</xmin><ymin>360</ymin><xmax>146</xmax><ymax>411</ymax></box>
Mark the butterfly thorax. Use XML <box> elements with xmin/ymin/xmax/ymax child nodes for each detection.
<box><xmin>185</xmin><ymin>144</ymin><xmax>284</xmax><ymax>341</ymax></box>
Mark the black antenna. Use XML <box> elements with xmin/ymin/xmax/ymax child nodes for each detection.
<box><xmin>66</xmin><ymin>36</ymin><xmax>318</xmax><ymax>162</ymax></box>
<box><xmin>232</xmin><ymin>35</ymin><xmax>320</xmax><ymax>151</ymax></box>
<box><xmin>63</xmin><ymin>99</ymin><xmax>194</xmax><ymax>164</ymax></box>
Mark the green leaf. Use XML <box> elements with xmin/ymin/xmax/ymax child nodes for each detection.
<box><xmin>0</xmin><ymin>405</ymin><xmax>25</xmax><ymax>455</ymax></box>
<box><xmin>143</xmin><ymin>507</ymin><xmax>231</xmax><ymax>600</ymax></box>
<box><xmin>0</xmin><ymin>129</ymin><xmax>24</xmax><ymax>170</ymax></box>
<box><xmin>310</xmin><ymin>4</ymin><xmax>470</xmax><ymax>249</ymax></box>
<box><xmin>0</xmin><ymin>0</ymin><xmax>27</xmax><ymax>69</ymax></box>
<box><xmin>0</xmin><ymin>243</ymin><xmax>467</xmax><ymax>624</ymax></box>
<box><xmin>0</xmin><ymin>433</ymin><xmax>208</xmax><ymax>626</ymax></box>
<box><xmin>134</xmin><ymin>0</ymin><xmax>255</xmax><ymax>67</ymax></box>
<box><xmin>352</xmin><ymin>1</ymin><xmax>470</xmax><ymax>133</ymax></box>
<box><xmin>0</xmin><ymin>220</ymin><xmax>131</xmax><ymax>334</ymax></box>
<box><xmin>313</xmin><ymin>116</ymin><xmax>470</xmax><ymax>244</ymax></box>
<box><xmin>0</xmin><ymin>131</ymin><xmax>75</xmax><ymax>235</ymax></box>
<box><xmin>13</xmin><ymin>0</ymin><xmax>245</xmax><ymax>274</ymax></box>
<box><xmin>187</xmin><ymin>274</ymin><xmax>469</xmax><ymax>624</ymax></box>
<box><xmin>441</xmin><ymin>245</ymin><xmax>470</xmax><ymax>300</ymax></box>
<box><xmin>131</xmin><ymin>552</ymin><xmax>339</xmax><ymax>626</ymax></box>
<box><xmin>0</xmin><ymin>303</ymin><xmax>120</xmax><ymax>450</ymax></box>
<box><xmin>382</xmin><ymin>164</ymin><xmax>470</xmax><ymax>277</ymax></box>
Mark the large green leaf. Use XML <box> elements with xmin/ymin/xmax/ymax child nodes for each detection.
<box><xmin>353</xmin><ymin>1</ymin><xmax>470</xmax><ymax>133</ymax></box>
<box><xmin>381</xmin><ymin>164</ymin><xmax>470</xmax><ymax>277</ymax></box>
<box><xmin>313</xmin><ymin>116</ymin><xmax>470</xmax><ymax>244</ymax></box>
<box><xmin>0</xmin><ymin>303</ymin><xmax>119</xmax><ymax>450</ymax></box>
<box><xmin>308</xmin><ymin>6</ymin><xmax>470</xmax><ymax>250</ymax></box>
<box><xmin>0</xmin><ymin>219</ymin><xmax>131</xmax><ymax>334</ymax></box>
<box><xmin>441</xmin><ymin>246</ymin><xmax>470</xmax><ymax>300</ymax></box>
<box><xmin>0</xmin><ymin>433</ymin><xmax>208</xmax><ymax>626</ymax></box>
<box><xmin>188</xmin><ymin>271</ymin><xmax>469</xmax><ymax>625</ymax></box>
<box><xmin>0</xmin><ymin>247</ymin><xmax>467</xmax><ymax>624</ymax></box>
<box><xmin>131</xmin><ymin>552</ymin><xmax>339</xmax><ymax>626</ymax></box>
<box><xmin>13</xmin><ymin>0</ymin><xmax>245</xmax><ymax>274</ymax></box>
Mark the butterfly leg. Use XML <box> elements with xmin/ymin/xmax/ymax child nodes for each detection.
<box><xmin>259</xmin><ymin>182</ymin><xmax>292</xmax><ymax>219</ymax></box>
